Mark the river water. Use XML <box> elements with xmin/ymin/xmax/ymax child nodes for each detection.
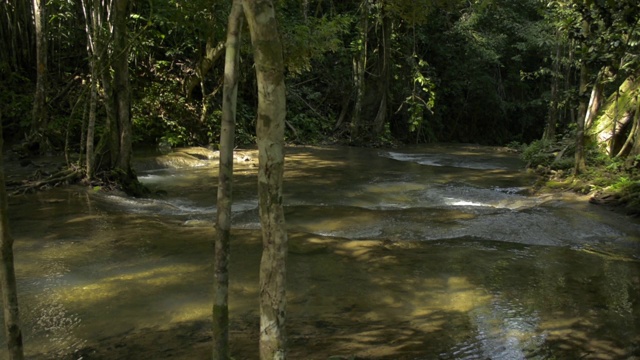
<box><xmin>1</xmin><ymin>144</ymin><xmax>639</xmax><ymax>359</ymax></box>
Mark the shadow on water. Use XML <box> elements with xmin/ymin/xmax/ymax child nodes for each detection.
<box><xmin>1</xmin><ymin>145</ymin><xmax>639</xmax><ymax>359</ymax></box>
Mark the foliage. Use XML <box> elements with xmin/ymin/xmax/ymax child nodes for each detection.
<box><xmin>280</xmin><ymin>14</ymin><xmax>353</xmax><ymax>75</ymax></box>
<box><xmin>523</xmin><ymin>139</ymin><xmax>555</xmax><ymax>167</ymax></box>
<box><xmin>0</xmin><ymin>72</ymin><xmax>33</xmax><ymax>138</ymax></box>
<box><xmin>2</xmin><ymin>0</ymin><xmax>639</xmax><ymax>178</ymax></box>
<box><xmin>404</xmin><ymin>58</ymin><xmax>437</xmax><ymax>138</ymax></box>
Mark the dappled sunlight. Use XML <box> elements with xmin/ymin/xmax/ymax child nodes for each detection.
<box><xmin>539</xmin><ymin>317</ymin><xmax>637</xmax><ymax>359</ymax></box>
<box><xmin>3</xmin><ymin>145</ymin><xmax>640</xmax><ymax>359</ymax></box>
<box><xmin>163</xmin><ymin>299</ymin><xmax>211</xmax><ymax>325</ymax></box>
<box><xmin>333</xmin><ymin>240</ymin><xmax>381</xmax><ymax>261</ymax></box>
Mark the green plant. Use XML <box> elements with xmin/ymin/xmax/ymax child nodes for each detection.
<box><xmin>522</xmin><ymin>139</ymin><xmax>553</xmax><ymax>167</ymax></box>
<box><xmin>610</xmin><ymin>176</ymin><xmax>635</xmax><ymax>191</ymax></box>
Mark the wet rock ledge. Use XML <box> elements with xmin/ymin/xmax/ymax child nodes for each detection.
<box><xmin>134</xmin><ymin>147</ymin><xmax>258</xmax><ymax>171</ymax></box>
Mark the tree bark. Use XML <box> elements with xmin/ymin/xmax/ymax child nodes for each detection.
<box><xmin>86</xmin><ymin>65</ymin><xmax>98</xmax><ymax>179</ymax></box>
<box><xmin>212</xmin><ymin>0</ymin><xmax>243</xmax><ymax>359</ymax></box>
<box><xmin>351</xmin><ymin>0</ymin><xmax>368</xmax><ymax>141</ymax></box>
<box><xmin>0</xmin><ymin>112</ymin><xmax>25</xmax><ymax>360</ymax></box>
<box><xmin>543</xmin><ymin>33</ymin><xmax>561</xmax><ymax>142</ymax></box>
<box><xmin>242</xmin><ymin>0</ymin><xmax>288</xmax><ymax>358</ymax></box>
<box><xmin>584</xmin><ymin>68</ymin><xmax>605</xmax><ymax>130</ymax></box>
<box><xmin>574</xmin><ymin>60</ymin><xmax>588</xmax><ymax>175</ymax></box>
<box><xmin>31</xmin><ymin>0</ymin><xmax>48</xmax><ymax>150</ymax></box>
<box><xmin>113</xmin><ymin>0</ymin><xmax>132</xmax><ymax>173</ymax></box>
<box><xmin>573</xmin><ymin>21</ymin><xmax>589</xmax><ymax>175</ymax></box>
<box><xmin>372</xmin><ymin>2</ymin><xmax>391</xmax><ymax>137</ymax></box>
<box><xmin>624</xmin><ymin>95</ymin><xmax>640</xmax><ymax>168</ymax></box>
<box><xmin>81</xmin><ymin>0</ymin><xmax>101</xmax><ymax>179</ymax></box>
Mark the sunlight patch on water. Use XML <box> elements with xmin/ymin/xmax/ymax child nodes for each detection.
<box><xmin>444</xmin><ymin>198</ymin><xmax>489</xmax><ymax>207</ymax></box>
<box><xmin>52</xmin><ymin>263</ymin><xmax>205</xmax><ymax>306</ymax></box>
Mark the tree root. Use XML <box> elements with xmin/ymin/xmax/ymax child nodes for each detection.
<box><xmin>9</xmin><ymin>167</ymin><xmax>82</xmax><ymax>195</ymax></box>
<box><xmin>7</xmin><ymin>164</ymin><xmax>149</xmax><ymax>198</ymax></box>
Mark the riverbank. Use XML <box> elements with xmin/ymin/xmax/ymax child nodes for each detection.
<box><xmin>526</xmin><ymin>159</ymin><xmax>640</xmax><ymax>216</ymax></box>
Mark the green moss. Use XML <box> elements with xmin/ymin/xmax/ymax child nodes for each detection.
<box><xmin>589</xmin><ymin>77</ymin><xmax>639</xmax><ymax>138</ymax></box>
<box><xmin>545</xmin><ymin>178</ymin><xmax>573</xmax><ymax>189</ymax></box>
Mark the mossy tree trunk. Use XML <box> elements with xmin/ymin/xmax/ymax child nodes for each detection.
<box><xmin>212</xmin><ymin>0</ymin><xmax>243</xmax><ymax>358</ymax></box>
<box><xmin>242</xmin><ymin>0</ymin><xmax>288</xmax><ymax>358</ymax></box>
<box><xmin>0</xmin><ymin>113</ymin><xmax>24</xmax><ymax>360</ymax></box>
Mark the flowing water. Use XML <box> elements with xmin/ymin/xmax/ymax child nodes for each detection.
<box><xmin>1</xmin><ymin>144</ymin><xmax>639</xmax><ymax>359</ymax></box>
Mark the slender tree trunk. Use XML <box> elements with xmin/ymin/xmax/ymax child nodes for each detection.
<box><xmin>79</xmin><ymin>87</ymin><xmax>89</xmax><ymax>167</ymax></box>
<box><xmin>101</xmin><ymin>70</ymin><xmax>119</xmax><ymax>169</ymax></box>
<box><xmin>86</xmin><ymin>62</ymin><xmax>98</xmax><ymax>179</ymax></box>
<box><xmin>351</xmin><ymin>0</ymin><xmax>368</xmax><ymax>141</ymax></box>
<box><xmin>212</xmin><ymin>1</ymin><xmax>243</xmax><ymax>359</ymax></box>
<box><xmin>242</xmin><ymin>0</ymin><xmax>288</xmax><ymax>358</ymax></box>
<box><xmin>543</xmin><ymin>33</ymin><xmax>561</xmax><ymax>141</ymax></box>
<box><xmin>113</xmin><ymin>0</ymin><xmax>132</xmax><ymax>173</ymax></box>
<box><xmin>372</xmin><ymin>4</ymin><xmax>391</xmax><ymax>137</ymax></box>
<box><xmin>81</xmin><ymin>0</ymin><xmax>100</xmax><ymax>179</ymax></box>
<box><xmin>561</xmin><ymin>42</ymin><xmax>574</xmax><ymax>128</ymax></box>
<box><xmin>31</xmin><ymin>0</ymin><xmax>47</xmax><ymax>149</ymax></box>
<box><xmin>584</xmin><ymin>68</ymin><xmax>605</xmax><ymax>130</ymax></box>
<box><xmin>93</xmin><ymin>0</ymin><xmax>119</xmax><ymax>170</ymax></box>
<box><xmin>574</xmin><ymin>60</ymin><xmax>588</xmax><ymax>175</ymax></box>
<box><xmin>199</xmin><ymin>80</ymin><xmax>209</xmax><ymax>124</ymax></box>
<box><xmin>624</xmin><ymin>95</ymin><xmax>640</xmax><ymax>168</ymax></box>
<box><xmin>574</xmin><ymin>21</ymin><xmax>589</xmax><ymax>176</ymax></box>
<box><xmin>0</xmin><ymin>112</ymin><xmax>25</xmax><ymax>360</ymax></box>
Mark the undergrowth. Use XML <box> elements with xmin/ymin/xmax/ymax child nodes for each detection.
<box><xmin>520</xmin><ymin>137</ymin><xmax>640</xmax><ymax>214</ymax></box>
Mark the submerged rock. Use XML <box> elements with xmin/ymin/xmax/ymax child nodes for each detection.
<box><xmin>134</xmin><ymin>147</ymin><xmax>257</xmax><ymax>170</ymax></box>
<box><xmin>182</xmin><ymin>219</ymin><xmax>214</xmax><ymax>227</ymax></box>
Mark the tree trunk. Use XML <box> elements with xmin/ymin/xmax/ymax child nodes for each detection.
<box><xmin>0</xmin><ymin>112</ymin><xmax>25</xmax><ymax>360</ymax></box>
<box><xmin>31</xmin><ymin>0</ymin><xmax>48</xmax><ymax>151</ymax></box>
<box><xmin>574</xmin><ymin>61</ymin><xmax>588</xmax><ymax>175</ymax></box>
<box><xmin>584</xmin><ymin>68</ymin><xmax>605</xmax><ymax>130</ymax></box>
<box><xmin>242</xmin><ymin>0</ymin><xmax>288</xmax><ymax>358</ymax></box>
<box><xmin>212</xmin><ymin>0</ymin><xmax>243</xmax><ymax>358</ymax></box>
<box><xmin>372</xmin><ymin>3</ymin><xmax>391</xmax><ymax>137</ymax></box>
<box><xmin>81</xmin><ymin>0</ymin><xmax>101</xmax><ymax>179</ymax></box>
<box><xmin>624</xmin><ymin>95</ymin><xmax>640</xmax><ymax>168</ymax></box>
<box><xmin>101</xmin><ymin>70</ymin><xmax>119</xmax><ymax>169</ymax></box>
<box><xmin>86</xmin><ymin>62</ymin><xmax>98</xmax><ymax>179</ymax></box>
<box><xmin>351</xmin><ymin>1</ymin><xmax>368</xmax><ymax>141</ymax></box>
<box><xmin>113</xmin><ymin>0</ymin><xmax>132</xmax><ymax>173</ymax></box>
<box><xmin>543</xmin><ymin>34</ymin><xmax>561</xmax><ymax>141</ymax></box>
<box><xmin>573</xmin><ymin>21</ymin><xmax>589</xmax><ymax>176</ymax></box>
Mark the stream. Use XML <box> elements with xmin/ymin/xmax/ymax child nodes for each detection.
<box><xmin>1</xmin><ymin>144</ymin><xmax>639</xmax><ymax>359</ymax></box>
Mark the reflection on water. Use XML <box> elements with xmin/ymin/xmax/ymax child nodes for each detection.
<box><xmin>1</xmin><ymin>145</ymin><xmax>639</xmax><ymax>359</ymax></box>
